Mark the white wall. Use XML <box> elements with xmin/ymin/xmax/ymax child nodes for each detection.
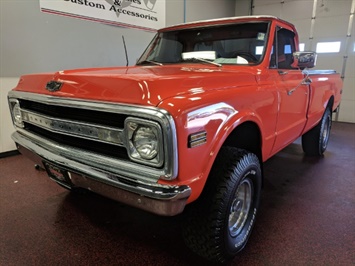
<box><xmin>184</xmin><ymin>0</ymin><xmax>235</xmax><ymax>22</ymax></box>
<box><xmin>0</xmin><ymin>78</ymin><xmax>18</xmax><ymax>153</ymax></box>
<box><xmin>166</xmin><ymin>0</ymin><xmax>236</xmax><ymax>25</ymax></box>
<box><xmin>0</xmin><ymin>0</ymin><xmax>155</xmax><ymax>77</ymax></box>
<box><xmin>235</xmin><ymin>0</ymin><xmax>251</xmax><ymax>16</ymax></box>
<box><xmin>0</xmin><ymin>0</ymin><xmax>235</xmax><ymax>153</ymax></box>
<box><xmin>240</xmin><ymin>0</ymin><xmax>355</xmax><ymax>123</ymax></box>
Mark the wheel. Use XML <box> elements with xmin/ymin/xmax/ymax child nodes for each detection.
<box><xmin>302</xmin><ymin>108</ymin><xmax>332</xmax><ymax>156</ymax></box>
<box><xmin>183</xmin><ymin>147</ymin><xmax>262</xmax><ymax>263</ymax></box>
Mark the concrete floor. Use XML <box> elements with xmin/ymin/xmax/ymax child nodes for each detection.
<box><xmin>0</xmin><ymin>122</ymin><xmax>354</xmax><ymax>265</ymax></box>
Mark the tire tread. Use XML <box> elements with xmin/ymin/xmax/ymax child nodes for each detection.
<box><xmin>183</xmin><ymin>147</ymin><xmax>261</xmax><ymax>263</ymax></box>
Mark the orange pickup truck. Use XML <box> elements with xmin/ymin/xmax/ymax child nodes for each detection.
<box><xmin>8</xmin><ymin>16</ymin><xmax>342</xmax><ymax>262</ymax></box>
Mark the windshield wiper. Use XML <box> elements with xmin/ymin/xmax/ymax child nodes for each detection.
<box><xmin>137</xmin><ymin>60</ymin><xmax>163</xmax><ymax>66</ymax></box>
<box><xmin>184</xmin><ymin>57</ymin><xmax>222</xmax><ymax>67</ymax></box>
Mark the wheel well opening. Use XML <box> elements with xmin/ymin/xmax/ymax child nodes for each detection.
<box><xmin>327</xmin><ymin>96</ymin><xmax>334</xmax><ymax>111</ymax></box>
<box><xmin>223</xmin><ymin>122</ymin><xmax>262</xmax><ymax>163</ymax></box>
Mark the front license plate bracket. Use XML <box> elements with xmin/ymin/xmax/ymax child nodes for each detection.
<box><xmin>43</xmin><ymin>161</ymin><xmax>72</xmax><ymax>187</ymax></box>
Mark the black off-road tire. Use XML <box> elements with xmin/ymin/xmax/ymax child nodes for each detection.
<box><xmin>302</xmin><ymin>108</ymin><xmax>332</xmax><ymax>156</ymax></box>
<box><xmin>183</xmin><ymin>147</ymin><xmax>262</xmax><ymax>263</ymax></box>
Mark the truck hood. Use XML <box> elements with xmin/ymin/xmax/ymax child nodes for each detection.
<box><xmin>15</xmin><ymin>65</ymin><xmax>257</xmax><ymax>106</ymax></box>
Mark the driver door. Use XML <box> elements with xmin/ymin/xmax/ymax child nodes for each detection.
<box><xmin>270</xmin><ymin>27</ymin><xmax>309</xmax><ymax>154</ymax></box>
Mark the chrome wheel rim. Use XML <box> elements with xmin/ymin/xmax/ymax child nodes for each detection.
<box><xmin>322</xmin><ymin>115</ymin><xmax>331</xmax><ymax>150</ymax></box>
<box><xmin>229</xmin><ymin>178</ymin><xmax>253</xmax><ymax>237</ymax></box>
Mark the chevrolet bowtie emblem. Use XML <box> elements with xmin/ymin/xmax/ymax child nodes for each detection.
<box><xmin>46</xmin><ymin>81</ymin><xmax>63</xmax><ymax>92</ymax></box>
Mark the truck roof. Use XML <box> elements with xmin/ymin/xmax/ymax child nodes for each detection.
<box><xmin>160</xmin><ymin>15</ymin><xmax>296</xmax><ymax>32</ymax></box>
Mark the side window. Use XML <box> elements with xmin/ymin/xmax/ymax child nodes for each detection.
<box><xmin>269</xmin><ymin>28</ymin><xmax>296</xmax><ymax>69</ymax></box>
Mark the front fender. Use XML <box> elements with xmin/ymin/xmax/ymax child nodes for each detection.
<box><xmin>159</xmin><ymin>100</ymin><xmax>265</xmax><ymax>203</ymax></box>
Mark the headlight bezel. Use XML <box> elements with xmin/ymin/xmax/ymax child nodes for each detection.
<box><xmin>9</xmin><ymin>99</ymin><xmax>24</xmax><ymax>128</ymax></box>
<box><xmin>124</xmin><ymin>117</ymin><xmax>164</xmax><ymax>168</ymax></box>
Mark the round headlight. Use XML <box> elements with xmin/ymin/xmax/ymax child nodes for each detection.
<box><xmin>133</xmin><ymin>126</ymin><xmax>158</xmax><ymax>160</ymax></box>
<box><xmin>12</xmin><ymin>103</ymin><xmax>24</xmax><ymax>127</ymax></box>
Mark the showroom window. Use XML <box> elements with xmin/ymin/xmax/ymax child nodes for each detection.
<box><xmin>316</xmin><ymin>41</ymin><xmax>341</xmax><ymax>53</ymax></box>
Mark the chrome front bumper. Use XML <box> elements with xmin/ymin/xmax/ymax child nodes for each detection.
<box><xmin>12</xmin><ymin>131</ymin><xmax>191</xmax><ymax>216</ymax></box>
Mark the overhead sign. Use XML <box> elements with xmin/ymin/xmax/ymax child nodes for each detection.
<box><xmin>40</xmin><ymin>0</ymin><xmax>166</xmax><ymax>31</ymax></box>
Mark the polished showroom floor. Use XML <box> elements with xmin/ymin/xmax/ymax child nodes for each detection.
<box><xmin>0</xmin><ymin>122</ymin><xmax>354</xmax><ymax>265</ymax></box>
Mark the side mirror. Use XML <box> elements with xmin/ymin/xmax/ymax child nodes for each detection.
<box><xmin>292</xmin><ymin>51</ymin><xmax>317</xmax><ymax>69</ymax></box>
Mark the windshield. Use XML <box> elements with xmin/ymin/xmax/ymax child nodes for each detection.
<box><xmin>137</xmin><ymin>22</ymin><xmax>270</xmax><ymax>66</ymax></box>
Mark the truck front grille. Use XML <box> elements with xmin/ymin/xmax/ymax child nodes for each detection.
<box><xmin>19</xmin><ymin>99</ymin><xmax>129</xmax><ymax>160</ymax></box>
<box><xmin>20</xmin><ymin>99</ymin><xmax>126</xmax><ymax>128</ymax></box>
<box><xmin>26</xmin><ymin>124</ymin><xmax>129</xmax><ymax>159</ymax></box>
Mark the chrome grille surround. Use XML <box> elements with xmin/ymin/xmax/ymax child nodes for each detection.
<box><xmin>8</xmin><ymin>91</ymin><xmax>178</xmax><ymax>182</ymax></box>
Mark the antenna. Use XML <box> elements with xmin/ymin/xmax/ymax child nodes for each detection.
<box><xmin>122</xmin><ymin>35</ymin><xmax>129</xmax><ymax>67</ymax></box>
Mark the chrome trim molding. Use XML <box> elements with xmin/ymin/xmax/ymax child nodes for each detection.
<box><xmin>8</xmin><ymin>90</ymin><xmax>179</xmax><ymax>180</ymax></box>
<box><xmin>15</xmin><ymin>126</ymin><xmax>164</xmax><ymax>183</ymax></box>
<box><xmin>14</xmin><ymin>135</ymin><xmax>190</xmax><ymax>216</ymax></box>
<box><xmin>21</xmin><ymin>108</ymin><xmax>124</xmax><ymax>146</ymax></box>
<box><xmin>188</xmin><ymin>131</ymin><xmax>207</xmax><ymax>148</ymax></box>
<box><xmin>8</xmin><ymin>99</ymin><xmax>24</xmax><ymax>128</ymax></box>
<box><xmin>124</xmin><ymin>117</ymin><xmax>164</xmax><ymax>167</ymax></box>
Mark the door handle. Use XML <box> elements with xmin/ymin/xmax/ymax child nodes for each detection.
<box><xmin>288</xmin><ymin>76</ymin><xmax>312</xmax><ymax>95</ymax></box>
<box><xmin>278</xmin><ymin>70</ymin><xmax>288</xmax><ymax>75</ymax></box>
<box><xmin>287</xmin><ymin>88</ymin><xmax>296</xmax><ymax>95</ymax></box>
